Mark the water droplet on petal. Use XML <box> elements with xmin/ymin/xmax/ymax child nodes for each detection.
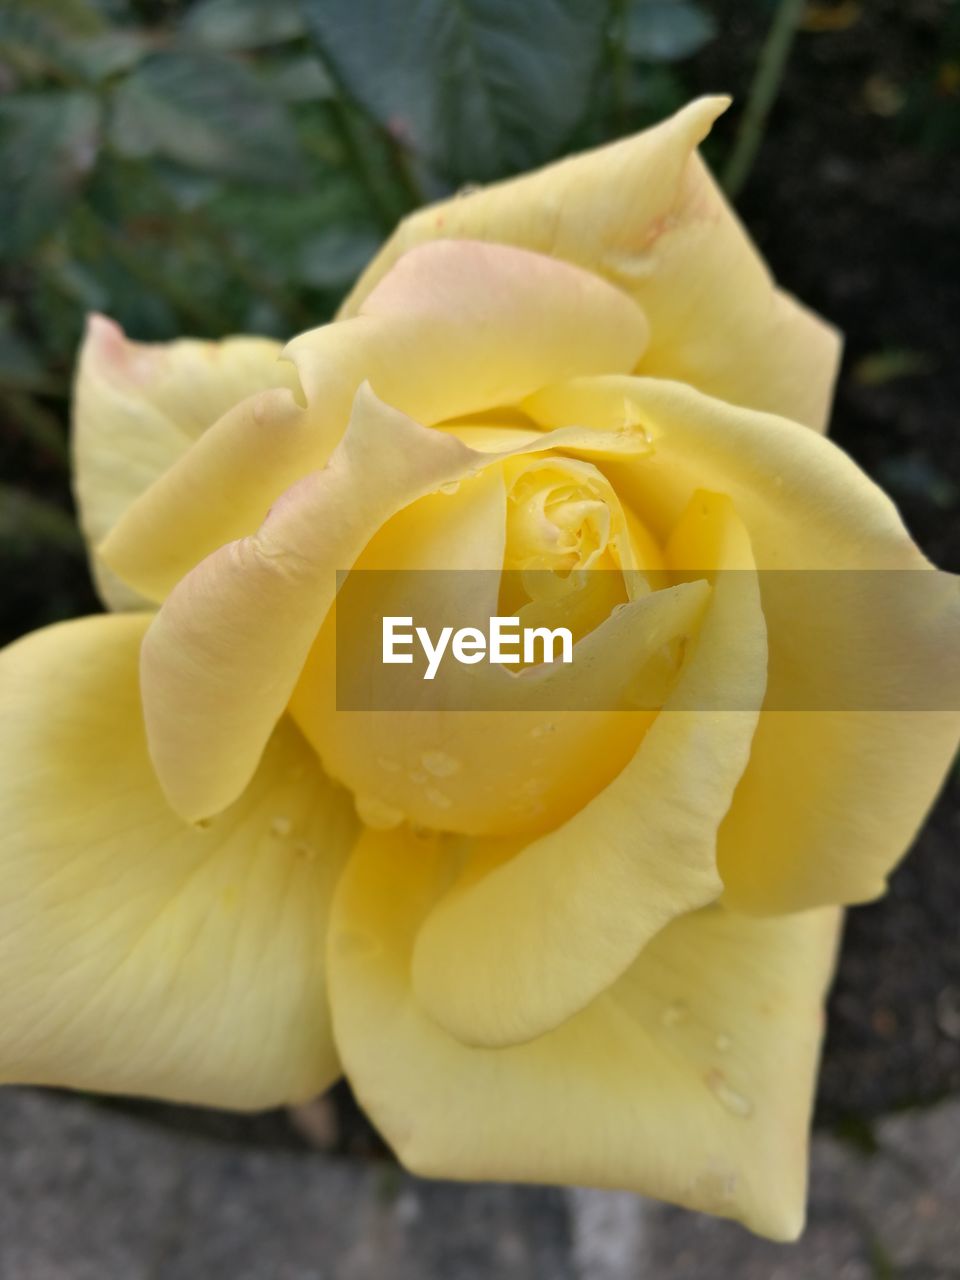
<box><xmin>425</xmin><ymin>787</ymin><xmax>453</xmax><ymax>810</ymax></box>
<box><xmin>408</xmin><ymin>769</ymin><xmax>427</xmax><ymax>785</ymax></box>
<box><xmin>421</xmin><ymin>750</ymin><xmax>462</xmax><ymax>778</ymax></box>
<box><xmin>529</xmin><ymin>720</ymin><xmax>559</xmax><ymax>742</ymax></box>
<box><xmin>270</xmin><ymin>816</ymin><xmax>292</xmax><ymax>837</ymax></box>
<box><xmin>438</xmin><ymin>480</ymin><xmax>461</xmax><ymax>496</ymax></box>
<box><xmin>354</xmin><ymin>793</ymin><xmax>404</xmax><ymax>830</ymax></box>
<box><xmin>707</xmin><ymin>1070</ymin><xmax>753</xmax><ymax>1118</ymax></box>
<box><xmin>294</xmin><ymin>841</ymin><xmax>319</xmax><ymax>862</ymax></box>
<box><xmin>621</xmin><ymin>397</ymin><xmax>642</xmax><ymax>428</ymax></box>
<box><xmin>661</xmin><ymin>1000</ymin><xmax>688</xmax><ymax>1028</ymax></box>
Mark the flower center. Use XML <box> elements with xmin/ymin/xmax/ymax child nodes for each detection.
<box><xmin>501</xmin><ymin>458</ymin><xmax>647</xmax><ymax>644</ymax></box>
<box><xmin>505</xmin><ymin>462</ymin><xmax>616</xmax><ymax>575</ymax></box>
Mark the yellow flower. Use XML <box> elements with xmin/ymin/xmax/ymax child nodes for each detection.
<box><xmin>1</xmin><ymin>98</ymin><xmax>957</xmax><ymax>1240</ymax></box>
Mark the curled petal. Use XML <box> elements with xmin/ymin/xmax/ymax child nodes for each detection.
<box><xmin>527</xmin><ymin>375</ymin><xmax>960</xmax><ymax>912</ymax></box>
<box><xmin>408</xmin><ymin>491</ymin><xmax>765</xmax><ymax>1048</ymax></box>
<box><xmin>73</xmin><ymin>314</ymin><xmax>298</xmax><ymax>608</ymax></box>
<box><xmin>289</xmin><ymin>239</ymin><xmax>649</xmax><ymax>422</ymax></box>
<box><xmin>140</xmin><ymin>385</ymin><xmax>650</xmax><ymax>823</ymax></box>
<box><xmin>340</xmin><ymin>98</ymin><xmax>840</xmax><ymax>432</ymax></box>
<box><xmin>101</xmin><ymin>241</ymin><xmax>648</xmax><ymax>603</ymax></box>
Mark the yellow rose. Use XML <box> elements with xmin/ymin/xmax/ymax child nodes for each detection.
<box><xmin>1</xmin><ymin>97</ymin><xmax>958</xmax><ymax>1241</ymax></box>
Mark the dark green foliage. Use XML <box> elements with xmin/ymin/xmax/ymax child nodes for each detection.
<box><xmin>109</xmin><ymin>51</ymin><xmax>303</xmax><ymax>181</ymax></box>
<box><xmin>0</xmin><ymin>0</ymin><xmax>717</xmax><ymax>403</ymax></box>
<box><xmin>624</xmin><ymin>0</ymin><xmax>716</xmax><ymax>62</ymax></box>
<box><xmin>300</xmin><ymin>0</ymin><xmax>610</xmax><ymax>183</ymax></box>
<box><xmin>0</xmin><ymin>0</ymin><xmax>699</xmax><ymax>636</ymax></box>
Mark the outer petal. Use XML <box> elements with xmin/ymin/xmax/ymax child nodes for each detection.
<box><xmin>140</xmin><ymin>385</ymin><xmax>652</xmax><ymax>825</ymax></box>
<box><xmin>0</xmin><ymin>614</ymin><xmax>356</xmax><ymax>1108</ymax></box>
<box><xmin>527</xmin><ymin>375</ymin><xmax>960</xmax><ymax>912</ymax></box>
<box><xmin>409</xmin><ymin>491</ymin><xmax>766</xmax><ymax>1048</ymax></box>
<box><xmin>339</xmin><ymin>98</ymin><xmax>840</xmax><ymax>433</ymax></box>
<box><xmin>99</xmin><ymin>241</ymin><xmax>649</xmax><ymax>603</ymax></box>
<box><xmin>72</xmin><ymin>315</ymin><xmax>299</xmax><ymax>609</ymax></box>
<box><xmin>329</xmin><ymin>827</ymin><xmax>842</xmax><ymax>1242</ymax></box>
<box><xmin>289</xmin><ymin>239</ymin><xmax>649</xmax><ymax>423</ymax></box>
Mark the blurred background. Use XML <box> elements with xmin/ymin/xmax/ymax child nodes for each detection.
<box><xmin>1</xmin><ymin>0</ymin><xmax>959</xmax><ymax>1275</ymax></box>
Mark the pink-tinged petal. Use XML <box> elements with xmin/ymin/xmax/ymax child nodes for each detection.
<box><xmin>73</xmin><ymin>314</ymin><xmax>299</xmax><ymax>608</ymax></box>
<box><xmin>100</xmin><ymin>241</ymin><xmax>648</xmax><ymax>603</ymax></box>
<box><xmin>140</xmin><ymin>385</ymin><xmax>653</xmax><ymax>824</ymax></box>
<box><xmin>340</xmin><ymin>98</ymin><xmax>841</xmax><ymax>433</ymax></box>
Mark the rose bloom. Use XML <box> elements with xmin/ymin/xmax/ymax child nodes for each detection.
<box><xmin>1</xmin><ymin>98</ymin><xmax>958</xmax><ymax>1240</ymax></box>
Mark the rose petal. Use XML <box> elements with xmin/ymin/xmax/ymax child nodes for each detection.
<box><xmin>140</xmin><ymin>385</ymin><xmax>654</xmax><ymax>824</ymax></box>
<box><xmin>340</xmin><ymin>98</ymin><xmax>840</xmax><ymax>433</ymax></box>
<box><xmin>408</xmin><ymin>491</ymin><xmax>765</xmax><ymax>1047</ymax></box>
<box><xmin>0</xmin><ymin>614</ymin><xmax>356</xmax><ymax>1108</ymax></box>
<box><xmin>329</xmin><ymin>826</ymin><xmax>841</xmax><ymax>1242</ymax></box>
<box><xmin>100</xmin><ymin>241</ymin><xmax>649</xmax><ymax>603</ymax></box>
<box><xmin>291</xmin><ymin>449</ymin><xmax>676</xmax><ymax>838</ymax></box>
<box><xmin>73</xmin><ymin>314</ymin><xmax>298</xmax><ymax>608</ymax></box>
<box><xmin>527</xmin><ymin>374</ymin><xmax>960</xmax><ymax>912</ymax></box>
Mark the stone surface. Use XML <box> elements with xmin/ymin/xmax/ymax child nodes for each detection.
<box><xmin>0</xmin><ymin>1090</ymin><xmax>571</xmax><ymax>1280</ymax></box>
<box><xmin>1</xmin><ymin>1088</ymin><xmax>958</xmax><ymax>1279</ymax></box>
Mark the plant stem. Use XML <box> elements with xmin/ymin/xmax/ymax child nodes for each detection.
<box><xmin>722</xmin><ymin>0</ymin><xmax>807</xmax><ymax>200</ymax></box>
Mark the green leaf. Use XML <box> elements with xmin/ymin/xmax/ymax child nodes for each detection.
<box><xmin>0</xmin><ymin>6</ymin><xmax>75</xmax><ymax>81</ymax></box>
<box><xmin>18</xmin><ymin>0</ymin><xmax>107</xmax><ymax>37</ymax></box>
<box><xmin>0</xmin><ymin>5</ymin><xmax>152</xmax><ymax>83</ymax></box>
<box><xmin>0</xmin><ymin>92</ymin><xmax>101</xmax><ymax>256</ymax></box>
<box><xmin>108</xmin><ymin>51</ymin><xmax>301</xmax><ymax>182</ymax></box>
<box><xmin>300</xmin><ymin>0</ymin><xmax>611</xmax><ymax>183</ymax></box>
<box><xmin>71</xmin><ymin>30</ymin><xmax>156</xmax><ymax>80</ymax></box>
<box><xmin>298</xmin><ymin>223</ymin><xmax>381</xmax><ymax>289</ymax></box>
<box><xmin>204</xmin><ymin>164</ymin><xmax>375</xmax><ymax>284</ymax></box>
<box><xmin>260</xmin><ymin>53</ymin><xmax>335</xmax><ymax>102</ymax></box>
<box><xmin>625</xmin><ymin>0</ymin><xmax>716</xmax><ymax>63</ymax></box>
<box><xmin>182</xmin><ymin>0</ymin><xmax>307</xmax><ymax>50</ymax></box>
